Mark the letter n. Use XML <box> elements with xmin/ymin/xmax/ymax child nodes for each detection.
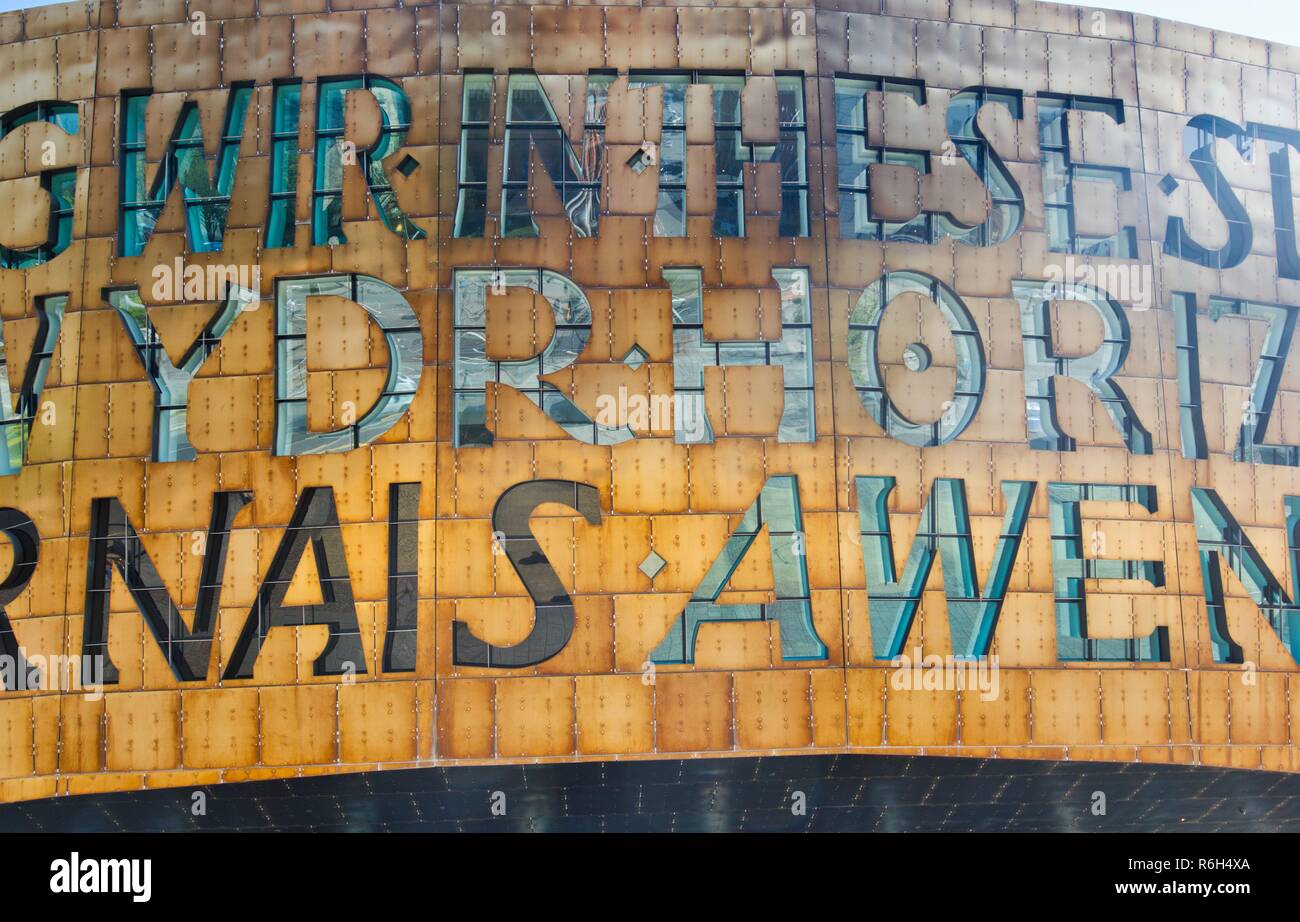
<box><xmin>83</xmin><ymin>491</ymin><xmax>251</xmax><ymax>682</ymax></box>
<box><xmin>1191</xmin><ymin>487</ymin><xmax>1300</xmax><ymax>664</ymax></box>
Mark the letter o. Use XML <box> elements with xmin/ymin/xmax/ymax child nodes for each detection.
<box><xmin>847</xmin><ymin>270</ymin><xmax>986</xmax><ymax>446</ymax></box>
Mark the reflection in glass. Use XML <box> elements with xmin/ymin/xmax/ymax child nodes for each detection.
<box><xmin>274</xmin><ymin>275</ymin><xmax>422</xmax><ymax>456</ymax></box>
<box><xmin>0</xmin><ymin>295</ymin><xmax>65</xmax><ymax>475</ymax></box>
<box><xmin>314</xmin><ymin>76</ymin><xmax>426</xmax><ymax>245</ymax></box>
<box><xmin>451</xmin><ymin>268</ymin><xmax>632</xmax><ymax>447</ymax></box>
<box><xmin>849</xmin><ymin>270</ymin><xmax>984</xmax><ymax>447</ymax></box>
<box><xmin>109</xmin><ymin>286</ymin><xmax>253</xmax><ymax>463</ymax></box>
<box><xmin>1048</xmin><ymin>482</ymin><xmax>1167</xmax><ymax>662</ymax></box>
<box><xmin>651</xmin><ymin>476</ymin><xmax>826</xmax><ymax>664</ymax></box>
<box><xmin>857</xmin><ymin>476</ymin><xmax>1034</xmax><ymax>659</ymax></box>
<box><xmin>667</xmin><ymin>267</ymin><xmax>816</xmax><ymax>444</ymax></box>
<box><xmin>1012</xmin><ymin>277</ymin><xmax>1151</xmax><ymax>455</ymax></box>
<box><xmin>117</xmin><ymin>86</ymin><xmax>252</xmax><ymax>257</ymax></box>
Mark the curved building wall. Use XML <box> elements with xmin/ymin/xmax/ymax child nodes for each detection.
<box><xmin>0</xmin><ymin>0</ymin><xmax>1297</xmax><ymax>802</ymax></box>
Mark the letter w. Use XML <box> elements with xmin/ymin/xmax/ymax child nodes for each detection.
<box><xmin>118</xmin><ymin>84</ymin><xmax>253</xmax><ymax>256</ymax></box>
<box><xmin>0</xmin><ymin>294</ymin><xmax>65</xmax><ymax>476</ymax></box>
<box><xmin>856</xmin><ymin>476</ymin><xmax>1034</xmax><ymax>659</ymax></box>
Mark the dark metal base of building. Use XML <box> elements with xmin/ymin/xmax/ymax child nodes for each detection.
<box><xmin>3</xmin><ymin>754</ymin><xmax>1298</xmax><ymax>832</ymax></box>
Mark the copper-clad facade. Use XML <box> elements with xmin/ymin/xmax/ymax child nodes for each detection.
<box><xmin>0</xmin><ymin>0</ymin><xmax>1297</xmax><ymax>803</ymax></box>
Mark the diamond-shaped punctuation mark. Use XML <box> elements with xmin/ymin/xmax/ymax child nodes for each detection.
<box><xmin>622</xmin><ymin>344</ymin><xmax>649</xmax><ymax>371</ymax></box>
<box><xmin>639</xmin><ymin>549</ymin><xmax>667</xmax><ymax>581</ymax></box>
<box><xmin>396</xmin><ymin>154</ymin><xmax>420</xmax><ymax>177</ymax></box>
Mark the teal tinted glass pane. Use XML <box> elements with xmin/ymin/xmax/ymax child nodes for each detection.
<box><xmin>777</xmin><ymin>79</ymin><xmax>804</xmax><ymax>125</ymax></box>
<box><xmin>1042</xmin><ymin>151</ymin><xmax>1070</xmax><ymax>204</ymax></box>
<box><xmin>654</xmin><ymin>189</ymin><xmax>685</xmax><ymax>237</ymax></box>
<box><xmin>839</xmin><ymin>191</ymin><xmax>877</xmax><ymax>238</ymax></box>
<box><xmin>368</xmin><ymin>143</ymin><xmax>396</xmax><ymax>187</ymax></box>
<box><xmin>271</xmin><ymin>140</ymin><xmax>298</xmax><ymax>192</ymax></box>
<box><xmin>121</xmin><ymin>208</ymin><xmax>157</xmax><ymax>255</ymax></box>
<box><xmin>50</xmin><ymin>106</ymin><xmax>78</xmax><ymax>135</ymax></box>
<box><xmin>885</xmin><ymin>149</ymin><xmax>926</xmax><ymax>172</ymax></box>
<box><xmin>266</xmin><ymin>199</ymin><xmax>294</xmax><ymax>247</ymax></box>
<box><xmin>372</xmin><ymin>191</ymin><xmax>409</xmax><ymax>232</ymax></box>
<box><xmin>454</xmin><ymin>187</ymin><xmax>487</xmax><ymax>237</ymax></box>
<box><xmin>186</xmin><ymin>201</ymin><xmax>228</xmax><ymax>252</ymax></box>
<box><xmin>223</xmin><ymin>85</ymin><xmax>253</xmax><ymax>142</ymax></box>
<box><xmin>717</xmin><ymin>340</ymin><xmax>766</xmax><ymax>364</ymax></box>
<box><xmin>369</xmin><ymin>78</ymin><xmax>412</xmax><ymax>130</ymax></box>
<box><xmin>539</xmin><ymin>271</ymin><xmax>589</xmax><ymax>323</ymax></box>
<box><xmin>1038</xmin><ymin>102</ymin><xmax>1067</xmax><ymax>146</ymax></box>
<box><xmin>215</xmin><ymin>146</ymin><xmax>240</xmax><ymax>196</ymax></box>
<box><xmin>503</xmin><ymin>133</ymin><xmax>532</xmax><ymax>182</ymax></box>
<box><xmin>779</xmin><ymin>189</ymin><xmax>808</xmax><ymax>237</ymax></box>
<box><xmin>542</xmin><ymin>389</ymin><xmax>592</xmax><ymax>429</ymax></box>
<box><xmin>317</xmin><ymin>78</ymin><xmax>363</xmax><ymax>132</ymax></box>
<box><xmin>585</xmin><ymin>74</ymin><xmax>612</xmax><ymax>124</ymax></box>
<box><xmin>463</xmin><ymin>75</ymin><xmax>492</xmax><ymax>124</ymax></box>
<box><xmin>530</xmin><ymin>132</ymin><xmax>565</xmax><ymax>180</ymax></box>
<box><xmin>312</xmin><ymin>194</ymin><xmax>343</xmax><ymax>243</ymax></box>
<box><xmin>760</xmin><ymin>476</ymin><xmax>801</xmax><ymax>533</ymax></box>
<box><xmin>315</xmin><ymin>143</ymin><xmax>343</xmax><ymax>192</ymax></box>
<box><xmin>947</xmin><ymin>92</ymin><xmax>980</xmax><ymax>140</ymax></box>
<box><xmin>837</xmin><ymin>134</ymin><xmax>870</xmax><ymax>188</ymax></box>
<box><xmin>460</xmin><ymin>129</ymin><xmax>489</xmax><ymax>183</ymax></box>
<box><xmin>276</xmin><ymin>338</ymin><xmax>307</xmax><ymax>399</ymax></box>
<box><xmin>772</xmin><ymin>330</ymin><xmax>811</xmax><ymax>385</ymax></box>
<box><xmin>666</xmin><ymin>269</ymin><xmax>702</xmax><ymax>323</ymax></box>
<box><xmin>123</xmin><ymin>94</ymin><xmax>148</xmax><ymax>145</ymax></box>
<box><xmin>455</xmin><ymin>392</ymin><xmax>492</xmax><ymax>447</ymax></box>
<box><xmin>501</xmin><ymin>188</ymin><xmax>534</xmax><ymax>236</ymax></box>
<box><xmin>173</xmin><ymin>147</ymin><xmax>212</xmax><ymax>200</ymax></box>
<box><xmin>454</xmin><ymin>331</ymin><xmax>489</xmax><ymax>387</ymax></box>
<box><xmin>660</xmin><ymin>81</ymin><xmax>687</xmax><ymax>126</ymax></box>
<box><xmin>273</xmin><ymin>82</ymin><xmax>301</xmax><ymax>134</ymax></box>
<box><xmin>672</xmin><ymin>329</ymin><xmax>707</xmax><ymax>388</ymax></box>
<box><xmin>834</xmin><ymin>80</ymin><xmax>871</xmax><ymax>130</ymax></box>
<box><xmin>51</xmin><ymin>213</ymin><xmax>72</xmax><ymax>253</ymax></box>
<box><xmin>778</xmin><ymin>389</ymin><xmax>815</xmax><ymax>442</ymax></box>
<box><xmin>703</xmin><ymin>77</ymin><xmax>744</xmax><ymax>125</ymax></box>
<box><xmin>659</xmin><ymin>130</ymin><xmax>685</xmax><ymax>184</ymax></box>
<box><xmin>176</xmin><ymin>107</ymin><xmax>202</xmax><ymax>146</ymax></box>
<box><xmin>714</xmin><ymin>130</ymin><xmax>746</xmax><ymax>182</ymax></box>
<box><xmin>986</xmin><ymin>154</ymin><xmax>1020</xmax><ymax>199</ymax></box>
<box><xmin>770</xmin><ymin>539</ymin><xmax>810</xmax><ymax>598</ymax></box>
<box><xmin>506</xmin><ymin>75</ymin><xmax>555</xmax><ymax>123</ymax></box>
<box><xmin>693</xmin><ymin>534</ymin><xmax>757</xmax><ymax>599</ymax></box>
<box><xmin>775</xmin><ymin>135</ymin><xmax>805</xmax><ymax>183</ymax></box>
<box><xmin>120</xmin><ymin>151</ymin><xmax>148</xmax><ymax>204</ymax></box>
<box><xmin>1045</xmin><ymin>206</ymin><xmax>1072</xmax><ymax>244</ymax></box>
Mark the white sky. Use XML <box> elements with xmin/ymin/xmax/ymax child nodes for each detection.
<box><xmin>1042</xmin><ymin>0</ymin><xmax>1300</xmax><ymax>47</ymax></box>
